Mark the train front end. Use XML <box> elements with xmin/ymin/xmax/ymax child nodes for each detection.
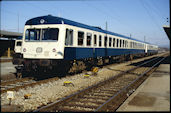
<box><xmin>18</xmin><ymin>16</ymin><xmax>66</xmax><ymax>73</ymax></box>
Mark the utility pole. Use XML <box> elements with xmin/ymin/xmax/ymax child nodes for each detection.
<box><xmin>144</xmin><ymin>36</ymin><xmax>146</xmax><ymax>42</ymax></box>
<box><xmin>58</xmin><ymin>10</ymin><xmax>61</xmax><ymax>17</ymax></box>
<box><xmin>106</xmin><ymin>21</ymin><xmax>108</xmax><ymax>31</ymax></box>
<box><xmin>18</xmin><ymin>13</ymin><xmax>19</xmax><ymax>32</ymax></box>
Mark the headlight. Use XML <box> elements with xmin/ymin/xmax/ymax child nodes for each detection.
<box><xmin>23</xmin><ymin>48</ymin><xmax>26</xmax><ymax>52</ymax></box>
<box><xmin>52</xmin><ymin>48</ymin><xmax>56</xmax><ymax>52</ymax></box>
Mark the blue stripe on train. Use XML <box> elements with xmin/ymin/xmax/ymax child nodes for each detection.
<box><xmin>148</xmin><ymin>50</ymin><xmax>157</xmax><ymax>53</ymax></box>
<box><xmin>64</xmin><ymin>47</ymin><xmax>146</xmax><ymax>60</ymax></box>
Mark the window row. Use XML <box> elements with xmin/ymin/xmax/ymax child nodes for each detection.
<box><xmin>65</xmin><ymin>29</ymin><xmax>130</xmax><ymax>48</ymax></box>
<box><xmin>130</xmin><ymin>41</ymin><xmax>144</xmax><ymax>49</ymax></box>
<box><xmin>148</xmin><ymin>45</ymin><xmax>157</xmax><ymax>50</ymax></box>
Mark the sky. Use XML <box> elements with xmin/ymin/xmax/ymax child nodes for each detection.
<box><xmin>1</xmin><ymin>0</ymin><xmax>170</xmax><ymax>48</ymax></box>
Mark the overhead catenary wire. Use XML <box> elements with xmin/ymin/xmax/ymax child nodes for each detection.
<box><xmin>98</xmin><ymin>2</ymin><xmax>132</xmax><ymax>29</ymax></box>
<box><xmin>85</xmin><ymin>2</ymin><xmax>150</xmax><ymax>42</ymax></box>
<box><xmin>149</xmin><ymin>0</ymin><xmax>168</xmax><ymax>19</ymax></box>
<box><xmin>145</xmin><ymin>0</ymin><xmax>169</xmax><ymax>25</ymax></box>
<box><xmin>2</xmin><ymin>0</ymin><xmax>168</xmax><ymax>40</ymax></box>
<box><xmin>84</xmin><ymin>2</ymin><xmax>132</xmax><ymax>32</ymax></box>
<box><xmin>1</xmin><ymin>8</ymin><xmax>28</xmax><ymax>19</ymax></box>
<box><xmin>98</xmin><ymin>2</ymin><xmax>144</xmax><ymax>38</ymax></box>
<box><xmin>139</xmin><ymin>0</ymin><xmax>164</xmax><ymax>32</ymax></box>
<box><xmin>139</xmin><ymin>0</ymin><xmax>169</xmax><ymax>46</ymax></box>
<box><xmin>1</xmin><ymin>9</ymin><xmax>28</xmax><ymax>32</ymax></box>
<box><xmin>26</xmin><ymin>2</ymin><xmax>51</xmax><ymax>14</ymax></box>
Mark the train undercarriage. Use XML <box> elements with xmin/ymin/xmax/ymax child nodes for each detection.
<box><xmin>12</xmin><ymin>52</ymin><xmax>157</xmax><ymax>78</ymax></box>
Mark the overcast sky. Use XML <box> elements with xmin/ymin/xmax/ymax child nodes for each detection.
<box><xmin>1</xmin><ymin>0</ymin><xmax>170</xmax><ymax>48</ymax></box>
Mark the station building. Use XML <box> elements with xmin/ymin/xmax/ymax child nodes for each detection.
<box><xmin>0</xmin><ymin>30</ymin><xmax>22</xmax><ymax>57</ymax></box>
<box><xmin>163</xmin><ymin>25</ymin><xmax>170</xmax><ymax>40</ymax></box>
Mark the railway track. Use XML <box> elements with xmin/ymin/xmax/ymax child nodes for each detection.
<box><xmin>1</xmin><ymin>77</ymin><xmax>34</xmax><ymax>86</ymax></box>
<box><xmin>33</xmin><ymin>54</ymin><xmax>168</xmax><ymax>112</ymax></box>
<box><xmin>0</xmin><ymin>53</ymin><xmax>159</xmax><ymax>94</ymax></box>
<box><xmin>0</xmin><ymin>53</ymin><xmax>166</xmax><ymax>92</ymax></box>
<box><xmin>1</xmin><ymin>77</ymin><xmax>36</xmax><ymax>93</ymax></box>
<box><xmin>1</xmin><ymin>76</ymin><xmax>60</xmax><ymax>94</ymax></box>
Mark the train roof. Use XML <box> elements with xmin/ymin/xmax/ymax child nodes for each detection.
<box><xmin>26</xmin><ymin>15</ymin><xmax>147</xmax><ymax>44</ymax></box>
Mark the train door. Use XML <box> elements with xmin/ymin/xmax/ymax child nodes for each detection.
<box><xmin>145</xmin><ymin>44</ymin><xmax>148</xmax><ymax>53</ymax></box>
<box><xmin>65</xmin><ymin>29</ymin><xmax>73</xmax><ymax>46</ymax></box>
<box><xmin>104</xmin><ymin>36</ymin><xmax>108</xmax><ymax>56</ymax></box>
<box><xmin>93</xmin><ymin>34</ymin><xmax>97</xmax><ymax>58</ymax></box>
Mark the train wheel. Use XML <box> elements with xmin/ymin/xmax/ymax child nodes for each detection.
<box><xmin>130</xmin><ymin>55</ymin><xmax>133</xmax><ymax>61</ymax></box>
<box><xmin>97</xmin><ymin>58</ymin><xmax>103</xmax><ymax>66</ymax></box>
<box><xmin>77</xmin><ymin>61</ymin><xmax>86</xmax><ymax>72</ymax></box>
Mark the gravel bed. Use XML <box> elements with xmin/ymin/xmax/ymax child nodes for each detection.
<box><xmin>1</xmin><ymin>54</ymin><xmax>160</xmax><ymax>111</ymax></box>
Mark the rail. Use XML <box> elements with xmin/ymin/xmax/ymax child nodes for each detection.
<box><xmin>95</xmin><ymin>56</ymin><xmax>166</xmax><ymax>111</ymax></box>
<box><xmin>33</xmin><ymin>54</ymin><xmax>168</xmax><ymax>112</ymax></box>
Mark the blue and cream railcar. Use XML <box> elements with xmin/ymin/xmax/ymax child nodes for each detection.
<box><xmin>13</xmin><ymin>15</ymin><xmax>158</xmax><ymax>73</ymax></box>
<box><xmin>147</xmin><ymin>44</ymin><xmax>158</xmax><ymax>54</ymax></box>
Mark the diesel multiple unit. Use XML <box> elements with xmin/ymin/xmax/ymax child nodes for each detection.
<box><xmin>13</xmin><ymin>15</ymin><xmax>158</xmax><ymax>74</ymax></box>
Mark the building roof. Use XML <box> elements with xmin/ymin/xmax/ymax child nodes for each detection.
<box><xmin>0</xmin><ymin>30</ymin><xmax>22</xmax><ymax>38</ymax></box>
<box><xmin>0</xmin><ymin>37</ymin><xmax>16</xmax><ymax>40</ymax></box>
<box><xmin>26</xmin><ymin>15</ymin><xmax>147</xmax><ymax>44</ymax></box>
<box><xmin>163</xmin><ymin>25</ymin><xmax>170</xmax><ymax>40</ymax></box>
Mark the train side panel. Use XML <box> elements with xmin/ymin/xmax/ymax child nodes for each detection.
<box><xmin>64</xmin><ymin>47</ymin><xmax>146</xmax><ymax>60</ymax></box>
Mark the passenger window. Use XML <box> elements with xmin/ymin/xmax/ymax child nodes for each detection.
<box><xmin>113</xmin><ymin>38</ymin><xmax>115</xmax><ymax>47</ymax></box>
<box><xmin>65</xmin><ymin>29</ymin><xmax>73</xmax><ymax>46</ymax></box>
<box><xmin>87</xmin><ymin>33</ymin><xmax>92</xmax><ymax>46</ymax></box>
<box><xmin>133</xmin><ymin>42</ymin><xmax>134</xmax><ymax>48</ymax></box>
<box><xmin>99</xmin><ymin>35</ymin><xmax>102</xmax><ymax>47</ymax></box>
<box><xmin>109</xmin><ymin>37</ymin><xmax>112</xmax><ymax>47</ymax></box>
<box><xmin>78</xmin><ymin>31</ymin><xmax>84</xmax><ymax>46</ymax></box>
<box><xmin>126</xmin><ymin>41</ymin><xmax>128</xmax><ymax>48</ymax></box>
<box><xmin>132</xmin><ymin>42</ymin><xmax>134</xmax><ymax>48</ymax></box>
<box><xmin>124</xmin><ymin>40</ymin><xmax>126</xmax><ymax>48</ymax></box>
<box><xmin>125</xmin><ymin>41</ymin><xmax>127</xmax><ymax>48</ymax></box>
<box><xmin>123</xmin><ymin>40</ymin><xmax>125</xmax><ymax>48</ymax></box>
<box><xmin>104</xmin><ymin>36</ymin><xmax>107</xmax><ymax>47</ymax></box>
<box><xmin>117</xmin><ymin>39</ymin><xmax>119</xmax><ymax>47</ymax></box>
<box><xmin>94</xmin><ymin>34</ymin><xmax>97</xmax><ymax>46</ymax></box>
<box><xmin>130</xmin><ymin>42</ymin><xmax>131</xmax><ymax>48</ymax></box>
<box><xmin>120</xmin><ymin>39</ymin><xmax>122</xmax><ymax>47</ymax></box>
